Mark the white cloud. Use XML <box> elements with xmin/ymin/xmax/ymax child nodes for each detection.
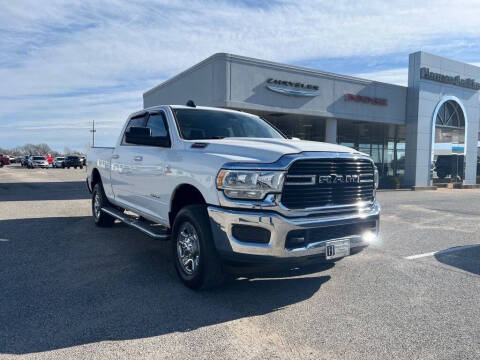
<box><xmin>1</xmin><ymin>0</ymin><xmax>480</xmax><ymax>150</ymax></box>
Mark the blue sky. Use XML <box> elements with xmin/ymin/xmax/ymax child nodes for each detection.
<box><xmin>1</xmin><ymin>0</ymin><xmax>480</xmax><ymax>152</ymax></box>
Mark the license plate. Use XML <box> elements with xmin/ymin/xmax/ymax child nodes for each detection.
<box><xmin>325</xmin><ymin>238</ymin><xmax>351</xmax><ymax>260</ymax></box>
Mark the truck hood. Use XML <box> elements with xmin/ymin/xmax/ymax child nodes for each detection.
<box><xmin>199</xmin><ymin>138</ymin><xmax>360</xmax><ymax>164</ymax></box>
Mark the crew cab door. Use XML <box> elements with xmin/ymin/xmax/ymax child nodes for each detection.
<box><xmin>135</xmin><ymin>111</ymin><xmax>171</xmax><ymax>223</ymax></box>
<box><xmin>110</xmin><ymin>113</ymin><xmax>148</xmax><ymax>210</ymax></box>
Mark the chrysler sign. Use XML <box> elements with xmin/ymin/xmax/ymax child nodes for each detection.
<box><xmin>266</xmin><ymin>78</ymin><xmax>320</xmax><ymax>97</ymax></box>
<box><xmin>420</xmin><ymin>67</ymin><xmax>480</xmax><ymax>90</ymax></box>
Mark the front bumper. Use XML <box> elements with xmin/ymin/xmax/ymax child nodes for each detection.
<box><xmin>32</xmin><ymin>163</ymin><xmax>49</xmax><ymax>168</ymax></box>
<box><xmin>208</xmin><ymin>203</ymin><xmax>380</xmax><ymax>262</ymax></box>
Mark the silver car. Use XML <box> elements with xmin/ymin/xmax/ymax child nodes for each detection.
<box><xmin>52</xmin><ymin>157</ymin><xmax>65</xmax><ymax>168</ymax></box>
<box><xmin>27</xmin><ymin>156</ymin><xmax>49</xmax><ymax>169</ymax></box>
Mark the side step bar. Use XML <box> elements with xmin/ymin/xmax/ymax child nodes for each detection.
<box><xmin>101</xmin><ymin>207</ymin><xmax>170</xmax><ymax>240</ymax></box>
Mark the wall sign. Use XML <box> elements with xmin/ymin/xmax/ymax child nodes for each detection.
<box><xmin>266</xmin><ymin>78</ymin><xmax>320</xmax><ymax>97</ymax></box>
<box><xmin>420</xmin><ymin>67</ymin><xmax>480</xmax><ymax>90</ymax></box>
<box><xmin>344</xmin><ymin>93</ymin><xmax>388</xmax><ymax>106</ymax></box>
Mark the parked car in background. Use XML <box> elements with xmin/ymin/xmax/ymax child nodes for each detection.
<box><xmin>63</xmin><ymin>155</ymin><xmax>83</xmax><ymax>169</ymax></box>
<box><xmin>8</xmin><ymin>155</ymin><xmax>16</xmax><ymax>163</ymax></box>
<box><xmin>15</xmin><ymin>157</ymin><xmax>23</xmax><ymax>164</ymax></box>
<box><xmin>21</xmin><ymin>155</ymin><xmax>30</xmax><ymax>167</ymax></box>
<box><xmin>46</xmin><ymin>155</ymin><xmax>54</xmax><ymax>166</ymax></box>
<box><xmin>435</xmin><ymin>154</ymin><xmax>464</xmax><ymax>180</ymax></box>
<box><xmin>27</xmin><ymin>155</ymin><xmax>49</xmax><ymax>169</ymax></box>
<box><xmin>52</xmin><ymin>157</ymin><xmax>65</xmax><ymax>168</ymax></box>
<box><xmin>80</xmin><ymin>156</ymin><xmax>86</xmax><ymax>166</ymax></box>
<box><xmin>0</xmin><ymin>154</ymin><xmax>10</xmax><ymax>166</ymax></box>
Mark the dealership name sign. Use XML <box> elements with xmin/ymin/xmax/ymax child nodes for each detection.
<box><xmin>420</xmin><ymin>67</ymin><xmax>480</xmax><ymax>90</ymax></box>
<box><xmin>266</xmin><ymin>78</ymin><xmax>320</xmax><ymax>97</ymax></box>
<box><xmin>344</xmin><ymin>93</ymin><xmax>388</xmax><ymax>106</ymax></box>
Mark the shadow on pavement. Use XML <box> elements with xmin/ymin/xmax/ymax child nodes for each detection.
<box><xmin>0</xmin><ymin>216</ymin><xmax>331</xmax><ymax>355</ymax></box>
<box><xmin>0</xmin><ymin>181</ymin><xmax>89</xmax><ymax>201</ymax></box>
<box><xmin>434</xmin><ymin>245</ymin><xmax>480</xmax><ymax>275</ymax></box>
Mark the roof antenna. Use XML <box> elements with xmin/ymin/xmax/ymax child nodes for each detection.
<box><xmin>186</xmin><ymin>100</ymin><xmax>196</xmax><ymax>107</ymax></box>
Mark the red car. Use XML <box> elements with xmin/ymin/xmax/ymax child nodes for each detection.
<box><xmin>0</xmin><ymin>154</ymin><xmax>10</xmax><ymax>166</ymax></box>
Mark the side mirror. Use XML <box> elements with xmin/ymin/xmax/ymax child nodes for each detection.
<box><xmin>125</xmin><ymin>127</ymin><xmax>170</xmax><ymax>147</ymax></box>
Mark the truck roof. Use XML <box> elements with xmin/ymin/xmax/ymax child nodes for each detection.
<box><xmin>143</xmin><ymin>105</ymin><xmax>250</xmax><ymax>115</ymax></box>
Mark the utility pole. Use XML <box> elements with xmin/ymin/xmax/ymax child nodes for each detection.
<box><xmin>90</xmin><ymin>120</ymin><xmax>96</xmax><ymax>147</ymax></box>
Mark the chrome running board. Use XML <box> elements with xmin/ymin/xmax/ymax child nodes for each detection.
<box><xmin>101</xmin><ymin>207</ymin><xmax>170</xmax><ymax>240</ymax></box>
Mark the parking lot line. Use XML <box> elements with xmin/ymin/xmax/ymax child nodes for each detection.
<box><xmin>404</xmin><ymin>245</ymin><xmax>478</xmax><ymax>260</ymax></box>
<box><xmin>404</xmin><ymin>251</ymin><xmax>438</xmax><ymax>260</ymax></box>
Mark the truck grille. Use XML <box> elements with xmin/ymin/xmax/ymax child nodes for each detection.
<box><xmin>281</xmin><ymin>158</ymin><xmax>375</xmax><ymax>209</ymax></box>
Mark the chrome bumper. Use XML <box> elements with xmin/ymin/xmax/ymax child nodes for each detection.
<box><xmin>208</xmin><ymin>203</ymin><xmax>380</xmax><ymax>260</ymax></box>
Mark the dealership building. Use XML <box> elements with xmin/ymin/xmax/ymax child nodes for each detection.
<box><xmin>144</xmin><ymin>51</ymin><xmax>480</xmax><ymax>187</ymax></box>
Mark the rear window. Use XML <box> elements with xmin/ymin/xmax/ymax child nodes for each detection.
<box><xmin>33</xmin><ymin>156</ymin><xmax>45</xmax><ymax>160</ymax></box>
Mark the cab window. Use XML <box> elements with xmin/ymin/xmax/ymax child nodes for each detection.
<box><xmin>122</xmin><ymin>114</ymin><xmax>147</xmax><ymax>145</ymax></box>
<box><xmin>146</xmin><ymin>112</ymin><xmax>168</xmax><ymax>137</ymax></box>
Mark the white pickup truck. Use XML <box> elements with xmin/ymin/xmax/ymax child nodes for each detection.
<box><xmin>87</xmin><ymin>103</ymin><xmax>380</xmax><ymax>289</ymax></box>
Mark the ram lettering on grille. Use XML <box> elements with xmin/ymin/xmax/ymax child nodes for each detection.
<box><xmin>281</xmin><ymin>158</ymin><xmax>374</xmax><ymax>209</ymax></box>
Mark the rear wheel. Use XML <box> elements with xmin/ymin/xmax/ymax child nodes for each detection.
<box><xmin>172</xmin><ymin>205</ymin><xmax>224</xmax><ymax>290</ymax></box>
<box><xmin>92</xmin><ymin>183</ymin><xmax>115</xmax><ymax>227</ymax></box>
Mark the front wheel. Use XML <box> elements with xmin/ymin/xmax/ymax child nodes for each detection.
<box><xmin>92</xmin><ymin>183</ymin><xmax>115</xmax><ymax>227</ymax></box>
<box><xmin>172</xmin><ymin>205</ymin><xmax>225</xmax><ymax>290</ymax></box>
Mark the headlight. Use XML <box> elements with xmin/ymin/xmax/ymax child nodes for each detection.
<box><xmin>216</xmin><ymin>170</ymin><xmax>285</xmax><ymax>200</ymax></box>
<box><xmin>374</xmin><ymin>167</ymin><xmax>379</xmax><ymax>189</ymax></box>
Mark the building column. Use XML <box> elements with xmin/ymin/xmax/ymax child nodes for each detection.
<box><xmin>325</xmin><ymin>118</ymin><xmax>337</xmax><ymax>144</ymax></box>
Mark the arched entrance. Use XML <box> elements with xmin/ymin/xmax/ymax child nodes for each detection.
<box><xmin>430</xmin><ymin>96</ymin><xmax>467</xmax><ymax>184</ymax></box>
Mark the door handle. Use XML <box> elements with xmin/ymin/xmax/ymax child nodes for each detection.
<box><xmin>134</xmin><ymin>156</ymin><xmax>143</xmax><ymax>162</ymax></box>
<box><xmin>112</xmin><ymin>154</ymin><xmax>119</xmax><ymax>159</ymax></box>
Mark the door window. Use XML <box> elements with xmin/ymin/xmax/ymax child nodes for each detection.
<box><xmin>146</xmin><ymin>113</ymin><xmax>168</xmax><ymax>137</ymax></box>
<box><xmin>122</xmin><ymin>114</ymin><xmax>147</xmax><ymax>145</ymax></box>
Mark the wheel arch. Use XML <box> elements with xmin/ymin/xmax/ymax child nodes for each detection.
<box><xmin>90</xmin><ymin>168</ymin><xmax>102</xmax><ymax>190</ymax></box>
<box><xmin>169</xmin><ymin>183</ymin><xmax>207</xmax><ymax>228</ymax></box>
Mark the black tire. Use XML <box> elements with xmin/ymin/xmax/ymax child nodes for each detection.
<box><xmin>92</xmin><ymin>183</ymin><xmax>115</xmax><ymax>227</ymax></box>
<box><xmin>437</xmin><ymin>171</ymin><xmax>446</xmax><ymax>179</ymax></box>
<box><xmin>172</xmin><ymin>205</ymin><xmax>225</xmax><ymax>290</ymax></box>
<box><xmin>67</xmin><ymin>166</ymin><xmax>70</xmax><ymax>169</ymax></box>
<box><xmin>79</xmin><ymin>166</ymin><xmax>83</xmax><ymax>169</ymax></box>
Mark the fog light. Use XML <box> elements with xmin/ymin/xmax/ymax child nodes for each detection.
<box><xmin>362</xmin><ymin>231</ymin><xmax>377</xmax><ymax>243</ymax></box>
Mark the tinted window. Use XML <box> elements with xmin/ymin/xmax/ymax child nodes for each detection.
<box><xmin>126</xmin><ymin>115</ymin><xmax>146</xmax><ymax>131</ymax></box>
<box><xmin>123</xmin><ymin>114</ymin><xmax>147</xmax><ymax>144</ymax></box>
<box><xmin>173</xmin><ymin>109</ymin><xmax>284</xmax><ymax>140</ymax></box>
<box><xmin>146</xmin><ymin>113</ymin><xmax>168</xmax><ymax>137</ymax></box>
<box><xmin>33</xmin><ymin>156</ymin><xmax>45</xmax><ymax>160</ymax></box>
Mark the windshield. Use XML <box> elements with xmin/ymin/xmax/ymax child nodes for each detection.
<box><xmin>173</xmin><ymin>108</ymin><xmax>284</xmax><ymax>140</ymax></box>
<box><xmin>33</xmin><ymin>156</ymin><xmax>45</xmax><ymax>160</ymax></box>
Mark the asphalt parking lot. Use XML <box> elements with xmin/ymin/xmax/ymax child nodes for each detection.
<box><xmin>0</xmin><ymin>164</ymin><xmax>479</xmax><ymax>360</ymax></box>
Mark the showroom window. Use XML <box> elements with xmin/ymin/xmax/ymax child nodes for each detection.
<box><xmin>338</xmin><ymin>120</ymin><xmax>406</xmax><ymax>188</ymax></box>
<box><xmin>264</xmin><ymin>116</ymin><xmax>325</xmax><ymax>142</ymax></box>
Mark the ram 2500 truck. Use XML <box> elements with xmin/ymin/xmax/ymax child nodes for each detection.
<box><xmin>87</xmin><ymin>104</ymin><xmax>380</xmax><ymax>289</ymax></box>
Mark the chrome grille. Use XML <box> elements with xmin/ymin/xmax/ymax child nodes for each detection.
<box><xmin>281</xmin><ymin>158</ymin><xmax>374</xmax><ymax>209</ymax></box>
